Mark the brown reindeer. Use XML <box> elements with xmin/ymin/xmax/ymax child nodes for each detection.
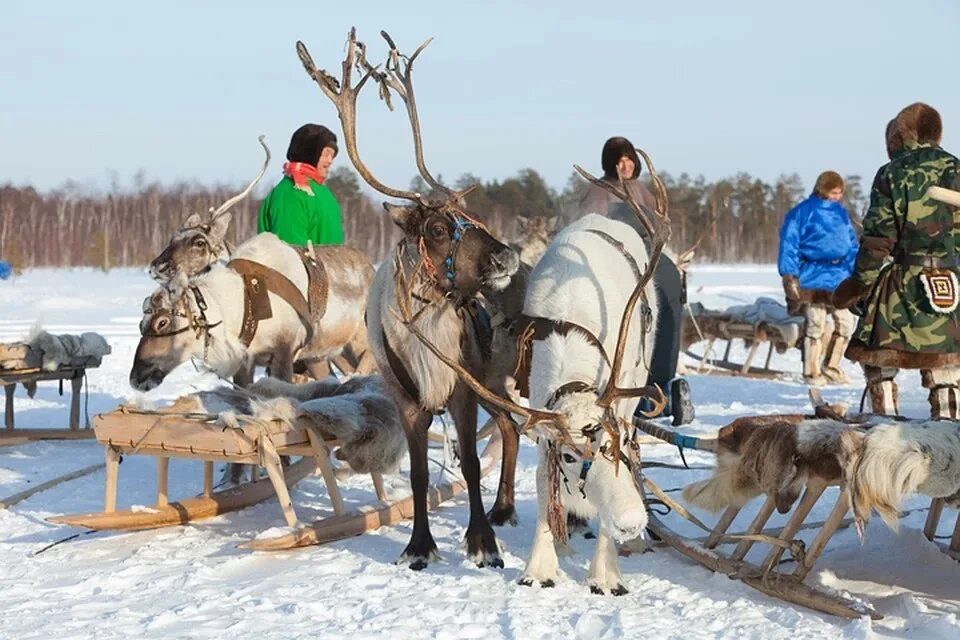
<box><xmin>298</xmin><ymin>29</ymin><xmax>525</xmax><ymax>568</ymax></box>
<box><xmin>511</xmin><ymin>216</ymin><xmax>560</xmax><ymax>266</ymax></box>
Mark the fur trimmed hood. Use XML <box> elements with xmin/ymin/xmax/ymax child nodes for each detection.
<box><xmin>886</xmin><ymin>102</ymin><xmax>943</xmax><ymax>157</ymax></box>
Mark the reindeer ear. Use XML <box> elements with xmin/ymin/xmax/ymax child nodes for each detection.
<box><xmin>383</xmin><ymin>202</ymin><xmax>418</xmax><ymax>230</ymax></box>
<box><xmin>182</xmin><ymin>213</ymin><xmax>203</xmax><ymax>230</ymax></box>
<box><xmin>209</xmin><ymin>212</ymin><xmax>231</xmax><ymax>243</ymax></box>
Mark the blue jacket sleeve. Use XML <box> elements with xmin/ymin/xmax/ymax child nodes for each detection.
<box><xmin>843</xmin><ymin>221</ymin><xmax>858</xmax><ymax>274</ymax></box>
<box><xmin>777</xmin><ymin>205</ymin><xmax>802</xmax><ymax>277</ymax></box>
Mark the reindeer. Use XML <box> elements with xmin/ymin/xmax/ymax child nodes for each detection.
<box><xmin>512</xmin><ymin>216</ymin><xmax>560</xmax><ymax>266</ymax></box>
<box><xmin>130</xmin><ymin>232</ymin><xmax>374</xmax><ymax>390</ymax></box>
<box><xmin>298</xmin><ymin>29</ymin><xmax>526</xmax><ymax>568</ymax></box>
<box><xmin>396</xmin><ymin>153</ymin><xmax>672</xmax><ymax>595</ymax></box>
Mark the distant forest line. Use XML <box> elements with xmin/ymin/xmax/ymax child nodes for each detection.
<box><xmin>0</xmin><ymin>167</ymin><xmax>868</xmax><ymax>270</ymax></box>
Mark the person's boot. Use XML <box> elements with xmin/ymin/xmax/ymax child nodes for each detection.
<box><xmin>670</xmin><ymin>378</ymin><xmax>695</xmax><ymax>426</ymax></box>
<box><xmin>867</xmin><ymin>379</ymin><xmax>899</xmax><ymax>415</ymax></box>
<box><xmin>821</xmin><ymin>334</ymin><xmax>851</xmax><ymax>384</ymax></box>
<box><xmin>803</xmin><ymin>337</ymin><xmax>827</xmax><ymax>386</ymax></box>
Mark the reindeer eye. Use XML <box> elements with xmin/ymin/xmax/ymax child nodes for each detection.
<box><xmin>562</xmin><ymin>453</ymin><xmax>577</xmax><ymax>464</ymax></box>
<box><xmin>155</xmin><ymin>317</ymin><xmax>169</xmax><ymax>332</ymax></box>
<box><xmin>429</xmin><ymin>223</ymin><xmax>448</xmax><ymax>240</ymax></box>
<box><xmin>193</xmin><ymin>238</ymin><xmax>207</xmax><ymax>248</ymax></box>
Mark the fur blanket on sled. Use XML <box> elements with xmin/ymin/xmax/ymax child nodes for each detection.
<box><xmin>172</xmin><ymin>375</ymin><xmax>405</xmax><ymax>474</ymax></box>
<box><xmin>26</xmin><ymin>328</ymin><xmax>111</xmax><ymax>371</ymax></box>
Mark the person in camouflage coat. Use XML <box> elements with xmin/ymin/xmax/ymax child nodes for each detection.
<box><xmin>833</xmin><ymin>103</ymin><xmax>960</xmax><ymax>418</ymax></box>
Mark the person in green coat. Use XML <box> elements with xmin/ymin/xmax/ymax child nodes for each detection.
<box><xmin>257</xmin><ymin>123</ymin><xmax>344</xmax><ymax>246</ymax></box>
<box><xmin>833</xmin><ymin>103</ymin><xmax>960</xmax><ymax>418</ymax></box>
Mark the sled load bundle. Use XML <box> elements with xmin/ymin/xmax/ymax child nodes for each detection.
<box><xmin>0</xmin><ymin>330</ymin><xmax>111</xmax><ymax>441</ymax></box>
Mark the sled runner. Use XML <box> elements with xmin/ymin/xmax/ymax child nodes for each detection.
<box><xmin>0</xmin><ymin>333</ymin><xmax>110</xmax><ymax>442</ymax></box>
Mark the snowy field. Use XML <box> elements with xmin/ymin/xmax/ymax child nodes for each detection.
<box><xmin>0</xmin><ymin>265</ymin><xmax>958</xmax><ymax>639</ymax></box>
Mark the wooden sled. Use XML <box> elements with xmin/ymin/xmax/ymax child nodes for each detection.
<box><xmin>0</xmin><ymin>340</ymin><xmax>105</xmax><ymax>443</ymax></box>
<box><xmin>923</xmin><ymin>498</ymin><xmax>960</xmax><ymax>562</ymax></box>
<box><xmin>681</xmin><ymin>305</ymin><xmax>808</xmax><ymax>380</ymax></box>
<box><xmin>636</xmin><ymin>420</ymin><xmax>880</xmax><ymax>619</ymax></box>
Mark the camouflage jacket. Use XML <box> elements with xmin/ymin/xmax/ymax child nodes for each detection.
<box><xmin>847</xmin><ymin>142</ymin><xmax>960</xmax><ymax>368</ymax></box>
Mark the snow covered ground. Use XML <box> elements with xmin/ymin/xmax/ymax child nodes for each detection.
<box><xmin>0</xmin><ymin>265</ymin><xmax>958</xmax><ymax>639</ymax></box>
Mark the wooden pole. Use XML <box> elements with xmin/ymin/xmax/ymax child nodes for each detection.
<box><xmin>262</xmin><ymin>460</ymin><xmax>299</xmax><ymax>528</ymax></box>
<box><xmin>4</xmin><ymin>384</ymin><xmax>14</xmax><ymax>430</ymax></box>
<box><xmin>950</xmin><ymin>511</ymin><xmax>960</xmax><ymax>554</ymax></box>
<box><xmin>104</xmin><ymin>447</ymin><xmax>121</xmax><ymax>512</ymax></box>
<box><xmin>706</xmin><ymin>506</ymin><xmax>741</xmax><ymax>549</ymax></box>
<box><xmin>203</xmin><ymin>461</ymin><xmax>214</xmax><ymax>497</ymax></box>
<box><xmin>69</xmin><ymin>373</ymin><xmax>83</xmax><ymax>431</ymax></box>
<box><xmin>307</xmin><ymin>429</ymin><xmax>345</xmax><ymax>516</ymax></box>
<box><xmin>371</xmin><ymin>473</ymin><xmax>387</xmax><ymax>502</ymax></box>
<box><xmin>924</xmin><ymin>497</ymin><xmax>944</xmax><ymax>541</ymax></box>
<box><xmin>793</xmin><ymin>489</ymin><xmax>849</xmax><ymax>580</ymax></box>
<box><xmin>761</xmin><ymin>480</ymin><xmax>827</xmax><ymax>574</ymax></box>
<box><xmin>156</xmin><ymin>457</ymin><xmax>169</xmax><ymax>507</ymax></box>
<box><xmin>731</xmin><ymin>497</ymin><xmax>776</xmax><ymax>560</ymax></box>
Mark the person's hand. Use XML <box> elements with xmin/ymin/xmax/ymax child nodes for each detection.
<box><xmin>832</xmin><ymin>277</ymin><xmax>868</xmax><ymax>310</ymax></box>
<box><xmin>782</xmin><ymin>275</ymin><xmax>802</xmax><ymax>316</ymax></box>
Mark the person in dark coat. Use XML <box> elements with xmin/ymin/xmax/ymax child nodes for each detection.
<box><xmin>579</xmin><ymin>136</ymin><xmax>694</xmax><ymax>426</ymax></box>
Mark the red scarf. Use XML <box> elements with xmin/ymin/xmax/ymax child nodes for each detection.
<box><xmin>283</xmin><ymin>162</ymin><xmax>325</xmax><ymax>195</ymax></box>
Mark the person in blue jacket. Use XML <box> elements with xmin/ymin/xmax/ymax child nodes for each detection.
<box><xmin>778</xmin><ymin>171</ymin><xmax>859</xmax><ymax>385</ymax></box>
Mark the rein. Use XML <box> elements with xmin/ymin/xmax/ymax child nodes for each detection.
<box><xmin>142</xmin><ymin>286</ymin><xmax>223</xmax><ymax>361</ymax></box>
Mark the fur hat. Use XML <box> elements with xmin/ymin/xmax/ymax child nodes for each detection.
<box><xmin>286</xmin><ymin>124</ymin><xmax>339</xmax><ymax>164</ymax></box>
<box><xmin>887</xmin><ymin>103</ymin><xmax>942</xmax><ymax>153</ymax></box>
<box><xmin>813</xmin><ymin>171</ymin><xmax>844</xmax><ymax>198</ymax></box>
<box><xmin>601</xmin><ymin>136</ymin><xmax>642</xmax><ymax>180</ymax></box>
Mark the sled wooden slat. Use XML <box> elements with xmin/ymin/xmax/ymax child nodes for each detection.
<box><xmin>48</xmin><ymin>457</ymin><xmax>316</xmax><ymax>531</ymax></box>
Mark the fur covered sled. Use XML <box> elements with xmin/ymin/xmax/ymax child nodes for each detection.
<box><xmin>49</xmin><ymin>375</ymin><xmax>501</xmax><ymax>549</ymax></box>
<box><xmin>634</xmin><ymin>396</ymin><xmax>960</xmax><ymax>619</ymax></box>
<box><xmin>0</xmin><ymin>330</ymin><xmax>111</xmax><ymax>441</ymax></box>
<box><xmin>681</xmin><ymin>298</ymin><xmax>811</xmax><ymax>378</ymax></box>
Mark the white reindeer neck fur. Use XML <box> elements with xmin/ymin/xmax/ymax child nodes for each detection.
<box><xmin>367</xmin><ymin>258</ymin><xmax>464</xmax><ymax>412</ymax></box>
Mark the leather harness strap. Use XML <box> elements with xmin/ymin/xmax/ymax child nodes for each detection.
<box><xmin>227</xmin><ymin>258</ymin><xmax>315</xmax><ymax>347</ymax></box>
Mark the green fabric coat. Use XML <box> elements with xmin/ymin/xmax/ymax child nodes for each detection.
<box><xmin>257</xmin><ymin>176</ymin><xmax>344</xmax><ymax>246</ymax></box>
<box><xmin>846</xmin><ymin>142</ymin><xmax>960</xmax><ymax>368</ymax></box>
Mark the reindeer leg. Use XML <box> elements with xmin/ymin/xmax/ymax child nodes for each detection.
<box><xmin>486</xmin><ymin>410</ymin><xmax>519</xmax><ymax>527</ymax></box>
<box><xmin>520</xmin><ymin>439</ymin><xmax>561</xmax><ymax>587</ymax></box>
<box><xmin>450</xmin><ymin>387</ymin><xmax>502</xmax><ymax>568</ymax></box>
<box><xmin>588</xmin><ymin>524</ymin><xmax>628</xmax><ymax>596</ymax></box>
<box><xmin>398</xmin><ymin>401</ymin><xmax>438</xmax><ymax>570</ymax></box>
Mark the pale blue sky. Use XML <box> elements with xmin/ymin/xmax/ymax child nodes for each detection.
<box><xmin>2</xmin><ymin>0</ymin><xmax>959</xmax><ymax>194</ymax></box>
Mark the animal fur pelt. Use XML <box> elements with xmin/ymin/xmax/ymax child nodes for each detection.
<box><xmin>848</xmin><ymin>419</ymin><xmax>960</xmax><ymax>532</ymax></box>
<box><xmin>683</xmin><ymin>417</ymin><xmax>865</xmax><ymax>514</ymax></box>
<box><xmin>26</xmin><ymin>328</ymin><xmax>111</xmax><ymax>372</ymax></box>
<box><xmin>177</xmin><ymin>375</ymin><xmax>405</xmax><ymax>474</ymax></box>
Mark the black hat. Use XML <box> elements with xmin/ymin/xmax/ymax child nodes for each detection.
<box><xmin>601</xmin><ymin>136</ymin><xmax>642</xmax><ymax>180</ymax></box>
<box><xmin>286</xmin><ymin>124</ymin><xmax>339</xmax><ymax>164</ymax></box>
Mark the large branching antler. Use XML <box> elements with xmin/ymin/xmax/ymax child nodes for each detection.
<box><xmin>362</xmin><ymin>30</ymin><xmax>477</xmax><ymax>206</ymax></box>
<box><xmin>296</xmin><ymin>29</ymin><xmax>425</xmax><ymax>204</ymax></box>
<box><xmin>574</xmin><ymin>148</ymin><xmax>671</xmax><ymax>416</ymax></box>
<box><xmin>209</xmin><ymin>135</ymin><xmax>271</xmax><ymax>221</ymax></box>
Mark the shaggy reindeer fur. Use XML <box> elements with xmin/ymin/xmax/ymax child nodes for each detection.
<box><xmin>683</xmin><ymin>417</ymin><xmax>865</xmax><ymax>514</ymax></box>
<box><xmin>521</xmin><ymin>213</ymin><xmax>657</xmax><ymax>595</ymax></box>
<box><xmin>26</xmin><ymin>328</ymin><xmax>111</xmax><ymax>372</ymax></box>
<box><xmin>848</xmin><ymin>419</ymin><xmax>960</xmax><ymax>531</ymax></box>
<box><xmin>173</xmin><ymin>375</ymin><xmax>404</xmax><ymax>474</ymax></box>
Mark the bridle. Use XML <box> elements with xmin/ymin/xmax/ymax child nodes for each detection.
<box><xmin>141</xmin><ymin>286</ymin><xmax>223</xmax><ymax>361</ymax></box>
<box><xmin>415</xmin><ymin>208</ymin><xmax>487</xmax><ymax>305</ymax></box>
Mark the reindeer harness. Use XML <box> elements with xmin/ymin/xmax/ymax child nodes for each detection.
<box><xmin>141</xmin><ymin>286</ymin><xmax>223</xmax><ymax>361</ymax></box>
<box><xmin>227</xmin><ymin>250</ymin><xmax>328</xmax><ymax>348</ymax></box>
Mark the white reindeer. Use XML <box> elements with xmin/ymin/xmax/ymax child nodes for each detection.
<box><xmin>131</xmin><ymin>232</ymin><xmax>373</xmax><ymax>390</ymax></box>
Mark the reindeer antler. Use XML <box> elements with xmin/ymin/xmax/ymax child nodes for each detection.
<box><xmin>574</xmin><ymin>147</ymin><xmax>671</xmax><ymax>415</ymax></box>
<box><xmin>209</xmin><ymin>135</ymin><xmax>271</xmax><ymax>221</ymax></box>
<box><xmin>372</xmin><ymin>31</ymin><xmax>477</xmax><ymax>205</ymax></box>
<box><xmin>297</xmin><ymin>29</ymin><xmax>426</xmax><ymax>204</ymax></box>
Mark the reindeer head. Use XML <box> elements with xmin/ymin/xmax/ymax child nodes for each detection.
<box><xmin>129</xmin><ymin>280</ymin><xmax>228</xmax><ymax>391</ymax></box>
<box><xmin>149</xmin><ymin>136</ymin><xmax>270</xmax><ymax>284</ymax></box>
<box><xmin>298</xmin><ymin>30</ymin><xmax>518</xmax><ymax>305</ymax></box>
<box><xmin>513</xmin><ymin>216</ymin><xmax>559</xmax><ymax>266</ymax></box>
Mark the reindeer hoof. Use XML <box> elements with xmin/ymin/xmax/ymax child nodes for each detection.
<box><xmin>611</xmin><ymin>584</ymin><xmax>629</xmax><ymax>596</ymax></box>
<box><xmin>519</xmin><ymin>577</ymin><xmax>555</xmax><ymax>588</ymax></box>
<box><xmin>590</xmin><ymin>585</ymin><xmax>604</xmax><ymax>595</ymax></box>
<box><xmin>477</xmin><ymin>556</ymin><xmax>505</xmax><ymax>569</ymax></box>
<box><xmin>408</xmin><ymin>558</ymin><xmax>429</xmax><ymax>571</ymax></box>
<box><xmin>487</xmin><ymin>505</ymin><xmax>518</xmax><ymax>527</ymax></box>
